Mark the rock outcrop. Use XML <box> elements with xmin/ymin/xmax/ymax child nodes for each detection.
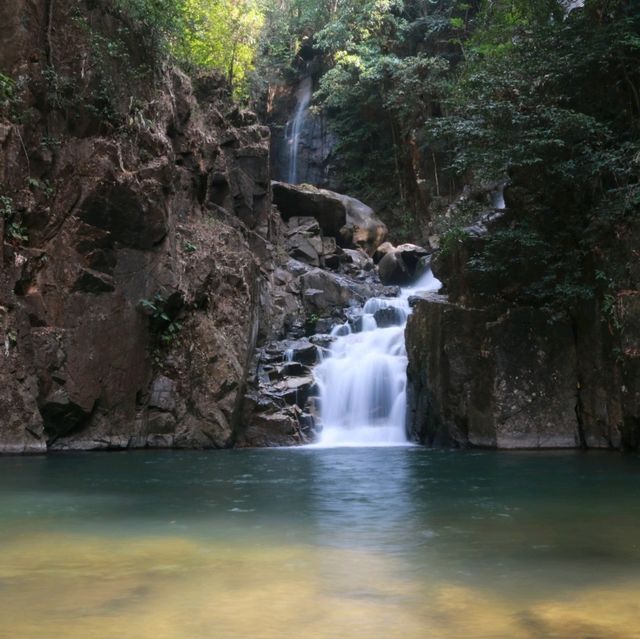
<box><xmin>406</xmin><ymin>296</ymin><xmax>580</xmax><ymax>448</ymax></box>
<box><xmin>377</xmin><ymin>243</ymin><xmax>430</xmax><ymax>286</ymax></box>
<box><xmin>405</xmin><ymin>194</ymin><xmax>640</xmax><ymax>450</ymax></box>
<box><xmin>272</xmin><ymin>181</ymin><xmax>388</xmax><ymax>255</ymax></box>
<box><xmin>0</xmin><ymin>0</ymin><xmax>274</xmax><ymax>451</ymax></box>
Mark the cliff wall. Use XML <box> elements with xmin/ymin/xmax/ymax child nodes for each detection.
<box><xmin>406</xmin><ymin>188</ymin><xmax>640</xmax><ymax>450</ymax></box>
<box><xmin>0</xmin><ymin>0</ymin><xmax>274</xmax><ymax>451</ymax></box>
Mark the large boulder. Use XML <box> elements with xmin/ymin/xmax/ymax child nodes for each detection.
<box><xmin>373</xmin><ymin>241</ymin><xmax>395</xmax><ymax>264</ymax></box>
<box><xmin>301</xmin><ymin>268</ymin><xmax>373</xmax><ymax>315</ymax></box>
<box><xmin>273</xmin><ymin>182</ymin><xmax>346</xmax><ymax>236</ymax></box>
<box><xmin>272</xmin><ymin>182</ymin><xmax>387</xmax><ymax>255</ymax></box>
<box><xmin>378</xmin><ymin>244</ymin><xmax>430</xmax><ymax>286</ymax></box>
<box><xmin>332</xmin><ymin>192</ymin><xmax>388</xmax><ymax>255</ymax></box>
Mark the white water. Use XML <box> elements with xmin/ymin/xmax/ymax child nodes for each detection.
<box><xmin>314</xmin><ymin>269</ymin><xmax>442</xmax><ymax>447</ymax></box>
<box><xmin>492</xmin><ymin>185</ymin><xmax>506</xmax><ymax>210</ymax></box>
<box><xmin>286</xmin><ymin>76</ymin><xmax>312</xmax><ymax>184</ymax></box>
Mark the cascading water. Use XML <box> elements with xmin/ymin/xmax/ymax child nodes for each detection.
<box><xmin>314</xmin><ymin>269</ymin><xmax>441</xmax><ymax>446</ymax></box>
<box><xmin>492</xmin><ymin>185</ymin><xmax>506</xmax><ymax>210</ymax></box>
<box><xmin>285</xmin><ymin>76</ymin><xmax>312</xmax><ymax>184</ymax></box>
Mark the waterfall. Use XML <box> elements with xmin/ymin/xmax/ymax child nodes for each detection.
<box><xmin>286</xmin><ymin>76</ymin><xmax>312</xmax><ymax>185</ymax></box>
<box><xmin>492</xmin><ymin>185</ymin><xmax>506</xmax><ymax>210</ymax></box>
<box><xmin>313</xmin><ymin>269</ymin><xmax>442</xmax><ymax>447</ymax></box>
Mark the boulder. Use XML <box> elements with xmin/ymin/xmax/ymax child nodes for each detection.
<box><xmin>378</xmin><ymin>244</ymin><xmax>430</xmax><ymax>286</ymax></box>
<box><xmin>273</xmin><ymin>181</ymin><xmax>346</xmax><ymax>237</ymax></box>
<box><xmin>285</xmin><ymin>234</ymin><xmax>320</xmax><ymax>266</ymax></box>
<box><xmin>373</xmin><ymin>306</ymin><xmax>405</xmax><ymax>328</ymax></box>
<box><xmin>265</xmin><ymin>339</ymin><xmax>318</xmax><ymax>366</ymax></box>
<box><xmin>373</xmin><ymin>241</ymin><xmax>395</xmax><ymax>264</ymax></box>
<box><xmin>301</xmin><ymin>268</ymin><xmax>370</xmax><ymax>314</ymax></box>
<box><xmin>237</xmin><ymin>408</ymin><xmax>313</xmax><ymax>447</ymax></box>
<box><xmin>285</xmin><ymin>216</ymin><xmax>323</xmax><ymax>266</ymax></box>
<box><xmin>272</xmin><ymin>181</ymin><xmax>387</xmax><ymax>254</ymax></box>
<box><xmin>288</xmin><ymin>216</ymin><xmax>321</xmax><ymax>236</ymax></box>
<box><xmin>378</xmin><ymin>252</ymin><xmax>412</xmax><ymax>286</ymax></box>
<box><xmin>342</xmin><ymin>248</ymin><xmax>374</xmax><ymax>272</ymax></box>
<box><xmin>332</xmin><ymin>192</ymin><xmax>388</xmax><ymax>255</ymax></box>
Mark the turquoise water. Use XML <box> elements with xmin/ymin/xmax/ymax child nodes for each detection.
<box><xmin>1</xmin><ymin>448</ymin><xmax>639</xmax><ymax>638</ymax></box>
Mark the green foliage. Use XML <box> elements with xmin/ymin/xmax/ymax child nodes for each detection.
<box><xmin>440</xmin><ymin>226</ymin><xmax>469</xmax><ymax>257</ymax></box>
<box><xmin>183</xmin><ymin>240</ymin><xmax>198</xmax><ymax>253</ymax></box>
<box><xmin>422</xmin><ymin>0</ymin><xmax>640</xmax><ymax>309</ymax></box>
<box><xmin>0</xmin><ymin>72</ymin><xmax>15</xmax><ymax>107</ymax></box>
<box><xmin>28</xmin><ymin>178</ymin><xmax>55</xmax><ymax>198</ymax></box>
<box><xmin>0</xmin><ymin>195</ymin><xmax>28</xmax><ymax>243</ymax></box>
<box><xmin>177</xmin><ymin>0</ymin><xmax>264</xmax><ymax>98</ymax></box>
<box><xmin>0</xmin><ymin>71</ymin><xmax>25</xmax><ymax>121</ymax></box>
<box><xmin>140</xmin><ymin>293</ymin><xmax>183</xmax><ymax>348</ymax></box>
<box><xmin>103</xmin><ymin>0</ymin><xmax>265</xmax><ymax>98</ymax></box>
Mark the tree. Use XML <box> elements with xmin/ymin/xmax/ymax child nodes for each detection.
<box><xmin>178</xmin><ymin>0</ymin><xmax>264</xmax><ymax>97</ymax></box>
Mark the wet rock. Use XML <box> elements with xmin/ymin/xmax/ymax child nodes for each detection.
<box><xmin>378</xmin><ymin>244</ymin><xmax>430</xmax><ymax>286</ymax></box>
<box><xmin>237</xmin><ymin>407</ymin><xmax>313</xmax><ymax>447</ymax></box>
<box><xmin>378</xmin><ymin>251</ymin><xmax>412</xmax><ymax>286</ymax></box>
<box><xmin>373</xmin><ymin>241</ymin><xmax>395</xmax><ymax>264</ymax></box>
<box><xmin>302</xmin><ymin>269</ymin><xmax>364</xmax><ymax>314</ymax></box>
<box><xmin>373</xmin><ymin>307</ymin><xmax>405</xmax><ymax>328</ymax></box>
<box><xmin>266</xmin><ymin>338</ymin><xmax>318</xmax><ymax>365</ymax></box>
<box><xmin>146</xmin><ymin>411</ymin><xmax>177</xmax><ymax>435</ymax></box>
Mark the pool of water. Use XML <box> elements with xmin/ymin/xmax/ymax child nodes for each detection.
<box><xmin>1</xmin><ymin>448</ymin><xmax>639</xmax><ymax>638</ymax></box>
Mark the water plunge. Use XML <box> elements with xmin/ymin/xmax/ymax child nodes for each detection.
<box><xmin>286</xmin><ymin>76</ymin><xmax>312</xmax><ymax>185</ymax></box>
<box><xmin>314</xmin><ymin>269</ymin><xmax>441</xmax><ymax>446</ymax></box>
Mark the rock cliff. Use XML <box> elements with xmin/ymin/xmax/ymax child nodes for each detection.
<box><xmin>405</xmin><ymin>186</ymin><xmax>640</xmax><ymax>450</ymax></box>
<box><xmin>0</xmin><ymin>0</ymin><xmax>275</xmax><ymax>451</ymax></box>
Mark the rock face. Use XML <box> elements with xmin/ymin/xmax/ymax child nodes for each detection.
<box><xmin>405</xmin><ymin>200</ymin><xmax>640</xmax><ymax>450</ymax></box>
<box><xmin>0</xmin><ymin>0</ymin><xmax>273</xmax><ymax>451</ymax></box>
<box><xmin>272</xmin><ymin>182</ymin><xmax>388</xmax><ymax>255</ymax></box>
<box><xmin>406</xmin><ymin>297</ymin><xmax>580</xmax><ymax>448</ymax></box>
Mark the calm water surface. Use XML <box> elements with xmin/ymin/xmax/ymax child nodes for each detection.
<box><xmin>1</xmin><ymin>448</ymin><xmax>639</xmax><ymax>638</ymax></box>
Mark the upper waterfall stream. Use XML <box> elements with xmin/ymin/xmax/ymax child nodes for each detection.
<box><xmin>314</xmin><ymin>269</ymin><xmax>441</xmax><ymax>446</ymax></box>
<box><xmin>285</xmin><ymin>76</ymin><xmax>312</xmax><ymax>185</ymax></box>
